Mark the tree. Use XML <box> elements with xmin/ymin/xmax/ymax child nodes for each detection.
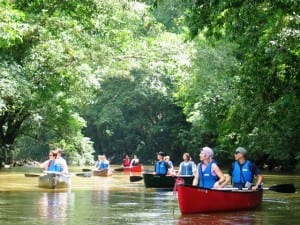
<box><xmin>182</xmin><ymin>0</ymin><xmax>300</xmax><ymax>169</ymax></box>
<box><xmin>0</xmin><ymin>0</ymin><xmax>101</xmax><ymax>165</ymax></box>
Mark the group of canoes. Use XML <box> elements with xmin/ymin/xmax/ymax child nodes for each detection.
<box><xmin>28</xmin><ymin>147</ymin><xmax>296</xmax><ymax>214</ymax></box>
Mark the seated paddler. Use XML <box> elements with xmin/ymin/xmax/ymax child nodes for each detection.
<box><xmin>193</xmin><ymin>147</ymin><xmax>226</xmax><ymax>189</ymax></box>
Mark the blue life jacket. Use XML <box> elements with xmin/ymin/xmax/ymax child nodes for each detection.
<box><xmin>47</xmin><ymin>160</ymin><xmax>57</xmax><ymax>172</ymax></box>
<box><xmin>98</xmin><ymin>161</ymin><xmax>109</xmax><ymax>170</ymax></box>
<box><xmin>155</xmin><ymin>161</ymin><xmax>168</xmax><ymax>175</ymax></box>
<box><xmin>180</xmin><ymin>162</ymin><xmax>193</xmax><ymax>176</ymax></box>
<box><xmin>54</xmin><ymin>162</ymin><xmax>63</xmax><ymax>172</ymax></box>
<box><xmin>232</xmin><ymin>160</ymin><xmax>253</xmax><ymax>188</ymax></box>
<box><xmin>198</xmin><ymin>162</ymin><xmax>217</xmax><ymax>188</ymax></box>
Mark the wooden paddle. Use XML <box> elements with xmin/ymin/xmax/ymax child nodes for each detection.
<box><xmin>24</xmin><ymin>173</ymin><xmax>40</xmax><ymax>177</ymax></box>
<box><xmin>114</xmin><ymin>167</ymin><xmax>124</xmax><ymax>172</ymax></box>
<box><xmin>75</xmin><ymin>172</ymin><xmax>92</xmax><ymax>177</ymax></box>
<box><xmin>130</xmin><ymin>175</ymin><xmax>143</xmax><ymax>182</ymax></box>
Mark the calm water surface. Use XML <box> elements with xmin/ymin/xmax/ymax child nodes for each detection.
<box><xmin>0</xmin><ymin>167</ymin><xmax>299</xmax><ymax>225</ymax></box>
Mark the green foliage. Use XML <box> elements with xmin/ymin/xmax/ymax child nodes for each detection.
<box><xmin>182</xmin><ymin>0</ymin><xmax>300</xmax><ymax>169</ymax></box>
<box><xmin>1</xmin><ymin>0</ymin><xmax>192</xmax><ymax>166</ymax></box>
<box><xmin>175</xmin><ymin>39</ymin><xmax>239</xmax><ymax>161</ymax></box>
<box><xmin>83</xmin><ymin>74</ymin><xmax>191</xmax><ymax>164</ymax></box>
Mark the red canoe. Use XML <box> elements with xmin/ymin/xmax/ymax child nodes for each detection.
<box><xmin>177</xmin><ymin>184</ymin><xmax>263</xmax><ymax>214</ymax></box>
<box><xmin>115</xmin><ymin>164</ymin><xmax>143</xmax><ymax>172</ymax></box>
<box><xmin>123</xmin><ymin>164</ymin><xmax>143</xmax><ymax>172</ymax></box>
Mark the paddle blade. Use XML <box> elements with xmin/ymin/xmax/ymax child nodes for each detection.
<box><xmin>24</xmin><ymin>173</ymin><xmax>40</xmax><ymax>177</ymax></box>
<box><xmin>130</xmin><ymin>176</ymin><xmax>143</xmax><ymax>182</ymax></box>
<box><xmin>114</xmin><ymin>167</ymin><xmax>124</xmax><ymax>172</ymax></box>
<box><xmin>76</xmin><ymin>172</ymin><xmax>92</xmax><ymax>177</ymax></box>
<box><xmin>267</xmin><ymin>184</ymin><xmax>296</xmax><ymax>193</ymax></box>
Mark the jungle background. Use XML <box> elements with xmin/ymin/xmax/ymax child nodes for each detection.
<box><xmin>1</xmin><ymin>0</ymin><xmax>299</xmax><ymax>171</ymax></box>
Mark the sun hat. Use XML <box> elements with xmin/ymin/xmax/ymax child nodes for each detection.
<box><xmin>235</xmin><ymin>147</ymin><xmax>247</xmax><ymax>155</ymax></box>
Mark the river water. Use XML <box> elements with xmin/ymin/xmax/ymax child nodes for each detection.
<box><xmin>0</xmin><ymin>167</ymin><xmax>299</xmax><ymax>225</ymax></box>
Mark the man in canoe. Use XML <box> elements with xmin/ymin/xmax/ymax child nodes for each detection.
<box><xmin>154</xmin><ymin>151</ymin><xmax>170</xmax><ymax>175</ymax></box>
<box><xmin>55</xmin><ymin>148</ymin><xmax>69</xmax><ymax>174</ymax></box>
<box><xmin>223</xmin><ymin>147</ymin><xmax>263</xmax><ymax>190</ymax></box>
<box><xmin>193</xmin><ymin>147</ymin><xmax>226</xmax><ymax>189</ymax></box>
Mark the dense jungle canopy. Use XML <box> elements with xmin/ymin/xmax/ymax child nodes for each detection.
<box><xmin>0</xmin><ymin>0</ymin><xmax>299</xmax><ymax>171</ymax></box>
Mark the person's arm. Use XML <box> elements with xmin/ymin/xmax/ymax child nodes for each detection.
<box><xmin>35</xmin><ymin>160</ymin><xmax>49</xmax><ymax>170</ymax></box>
<box><xmin>178</xmin><ymin>163</ymin><xmax>182</xmax><ymax>175</ymax></box>
<box><xmin>252</xmin><ymin>174</ymin><xmax>263</xmax><ymax>190</ymax></box>
<box><xmin>192</xmin><ymin>162</ymin><xmax>197</xmax><ymax>175</ymax></box>
<box><xmin>212</xmin><ymin>164</ymin><xmax>226</xmax><ymax>188</ymax></box>
<box><xmin>61</xmin><ymin>159</ymin><xmax>68</xmax><ymax>173</ymax></box>
<box><xmin>251</xmin><ymin>163</ymin><xmax>263</xmax><ymax>190</ymax></box>
<box><xmin>192</xmin><ymin>164</ymin><xmax>199</xmax><ymax>186</ymax></box>
<box><xmin>220</xmin><ymin>167</ymin><xmax>233</xmax><ymax>188</ymax></box>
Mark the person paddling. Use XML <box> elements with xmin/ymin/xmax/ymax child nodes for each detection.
<box><xmin>34</xmin><ymin>150</ymin><xmax>59</xmax><ymax>172</ymax></box>
<box><xmin>193</xmin><ymin>147</ymin><xmax>226</xmax><ymax>189</ymax></box>
<box><xmin>222</xmin><ymin>147</ymin><xmax>263</xmax><ymax>190</ymax></box>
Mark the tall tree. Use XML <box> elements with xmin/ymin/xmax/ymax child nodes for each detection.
<box><xmin>0</xmin><ymin>0</ymin><xmax>101</xmax><ymax>165</ymax></box>
<box><xmin>182</xmin><ymin>0</ymin><xmax>300</xmax><ymax>169</ymax></box>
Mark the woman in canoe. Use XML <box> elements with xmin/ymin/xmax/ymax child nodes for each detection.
<box><xmin>130</xmin><ymin>155</ymin><xmax>140</xmax><ymax>167</ymax></box>
<box><xmin>122</xmin><ymin>154</ymin><xmax>131</xmax><ymax>167</ymax></box>
<box><xmin>34</xmin><ymin>150</ymin><xmax>60</xmax><ymax>172</ymax></box>
<box><xmin>193</xmin><ymin>147</ymin><xmax>226</xmax><ymax>189</ymax></box>
<box><xmin>223</xmin><ymin>147</ymin><xmax>263</xmax><ymax>190</ymax></box>
<box><xmin>95</xmin><ymin>154</ymin><xmax>110</xmax><ymax>170</ymax></box>
<box><xmin>164</xmin><ymin>155</ymin><xmax>175</xmax><ymax>175</ymax></box>
<box><xmin>178</xmin><ymin>153</ymin><xmax>196</xmax><ymax>176</ymax></box>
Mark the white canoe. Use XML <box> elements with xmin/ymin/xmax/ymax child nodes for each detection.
<box><xmin>38</xmin><ymin>172</ymin><xmax>71</xmax><ymax>189</ymax></box>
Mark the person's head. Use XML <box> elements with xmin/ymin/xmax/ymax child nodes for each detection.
<box><xmin>234</xmin><ymin>147</ymin><xmax>247</xmax><ymax>160</ymax></box>
<box><xmin>157</xmin><ymin>152</ymin><xmax>165</xmax><ymax>160</ymax></box>
<box><xmin>49</xmin><ymin>150</ymin><xmax>57</xmax><ymax>159</ymax></box>
<box><xmin>199</xmin><ymin>147</ymin><xmax>214</xmax><ymax>162</ymax></box>
<box><xmin>55</xmin><ymin>148</ymin><xmax>63</xmax><ymax>158</ymax></box>
<box><xmin>164</xmin><ymin>155</ymin><xmax>170</xmax><ymax>162</ymax></box>
<box><xmin>183</xmin><ymin>153</ymin><xmax>190</xmax><ymax>161</ymax></box>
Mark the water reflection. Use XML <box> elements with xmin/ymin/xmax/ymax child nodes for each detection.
<box><xmin>37</xmin><ymin>191</ymin><xmax>74</xmax><ymax>225</ymax></box>
<box><xmin>178</xmin><ymin>211</ymin><xmax>263</xmax><ymax>225</ymax></box>
<box><xmin>0</xmin><ymin>170</ymin><xmax>299</xmax><ymax>225</ymax></box>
